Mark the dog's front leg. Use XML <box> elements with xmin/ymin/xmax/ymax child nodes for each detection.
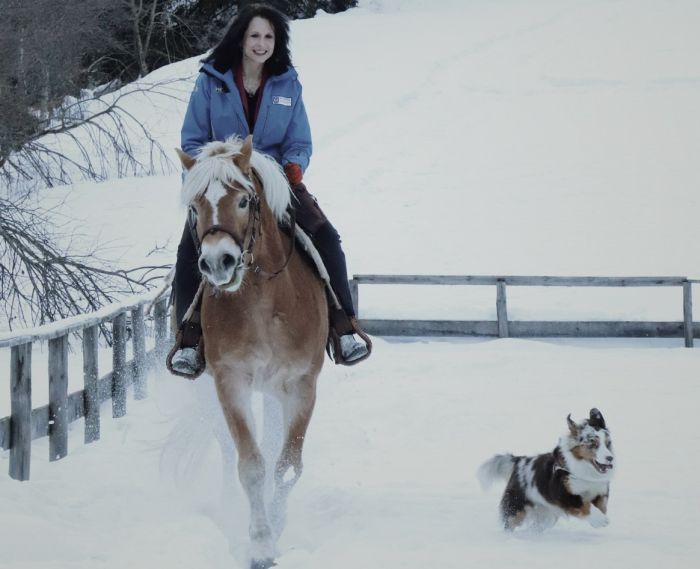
<box><xmin>592</xmin><ymin>494</ymin><xmax>608</xmax><ymax>514</ymax></box>
<box><xmin>572</xmin><ymin>501</ymin><xmax>609</xmax><ymax>528</ymax></box>
<box><xmin>586</xmin><ymin>503</ymin><xmax>609</xmax><ymax>528</ymax></box>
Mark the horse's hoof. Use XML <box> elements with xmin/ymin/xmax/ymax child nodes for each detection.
<box><xmin>250</xmin><ymin>558</ymin><xmax>276</xmax><ymax>569</ymax></box>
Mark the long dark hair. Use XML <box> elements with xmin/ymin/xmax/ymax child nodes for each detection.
<box><xmin>204</xmin><ymin>3</ymin><xmax>292</xmax><ymax>76</ymax></box>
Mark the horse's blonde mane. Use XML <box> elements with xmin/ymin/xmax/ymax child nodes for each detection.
<box><xmin>180</xmin><ymin>137</ymin><xmax>292</xmax><ymax>221</ymax></box>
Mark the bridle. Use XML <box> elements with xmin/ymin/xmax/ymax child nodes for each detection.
<box><xmin>189</xmin><ymin>173</ymin><xmax>296</xmax><ymax>284</ymax></box>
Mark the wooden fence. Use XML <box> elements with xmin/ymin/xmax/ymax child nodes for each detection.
<box><xmin>0</xmin><ymin>297</ymin><xmax>170</xmax><ymax>481</ymax></box>
<box><xmin>350</xmin><ymin>275</ymin><xmax>699</xmax><ymax>347</ymax></box>
<box><xmin>3</xmin><ymin>274</ymin><xmax>697</xmax><ymax>481</ymax></box>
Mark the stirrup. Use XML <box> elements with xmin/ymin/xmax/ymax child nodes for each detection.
<box><xmin>170</xmin><ymin>347</ymin><xmax>202</xmax><ymax>376</ymax></box>
<box><xmin>328</xmin><ymin>316</ymin><xmax>372</xmax><ymax>366</ymax></box>
<box><xmin>166</xmin><ymin>321</ymin><xmax>206</xmax><ymax>379</ymax></box>
<box><xmin>340</xmin><ymin>334</ymin><xmax>369</xmax><ymax>363</ymax></box>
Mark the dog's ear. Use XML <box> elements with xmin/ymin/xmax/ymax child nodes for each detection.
<box><xmin>566</xmin><ymin>413</ymin><xmax>579</xmax><ymax>437</ymax></box>
<box><xmin>588</xmin><ymin>408</ymin><xmax>606</xmax><ymax>430</ymax></box>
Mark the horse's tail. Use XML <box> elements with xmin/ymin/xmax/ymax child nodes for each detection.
<box><xmin>159</xmin><ymin>377</ymin><xmax>230</xmax><ymax>487</ymax></box>
<box><xmin>477</xmin><ymin>453</ymin><xmax>515</xmax><ymax>490</ymax></box>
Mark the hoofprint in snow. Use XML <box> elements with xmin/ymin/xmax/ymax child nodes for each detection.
<box><xmin>2</xmin><ymin>0</ymin><xmax>700</xmax><ymax>567</ymax></box>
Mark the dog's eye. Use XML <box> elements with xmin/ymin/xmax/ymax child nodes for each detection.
<box><xmin>239</xmin><ymin>196</ymin><xmax>249</xmax><ymax>208</ymax></box>
<box><xmin>587</xmin><ymin>438</ymin><xmax>599</xmax><ymax>448</ymax></box>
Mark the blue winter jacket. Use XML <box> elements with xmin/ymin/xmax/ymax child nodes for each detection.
<box><xmin>181</xmin><ymin>62</ymin><xmax>312</xmax><ymax>172</ymax></box>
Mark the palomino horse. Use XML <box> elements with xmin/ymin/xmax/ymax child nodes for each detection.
<box><xmin>176</xmin><ymin>136</ymin><xmax>328</xmax><ymax>569</ymax></box>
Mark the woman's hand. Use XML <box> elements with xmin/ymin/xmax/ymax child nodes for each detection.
<box><xmin>284</xmin><ymin>162</ymin><xmax>303</xmax><ymax>185</ymax></box>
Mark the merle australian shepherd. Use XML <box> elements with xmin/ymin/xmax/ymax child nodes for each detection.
<box><xmin>478</xmin><ymin>408</ymin><xmax>614</xmax><ymax>532</ymax></box>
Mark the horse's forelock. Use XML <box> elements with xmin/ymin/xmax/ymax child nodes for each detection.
<box><xmin>179</xmin><ymin>138</ymin><xmax>292</xmax><ymax>221</ymax></box>
<box><xmin>180</xmin><ymin>155</ymin><xmax>252</xmax><ymax>207</ymax></box>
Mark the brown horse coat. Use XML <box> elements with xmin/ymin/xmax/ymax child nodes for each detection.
<box><xmin>178</xmin><ymin>136</ymin><xmax>327</xmax><ymax>567</ymax></box>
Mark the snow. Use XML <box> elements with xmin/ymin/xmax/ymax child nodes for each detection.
<box><xmin>3</xmin><ymin>339</ymin><xmax>700</xmax><ymax>568</ymax></box>
<box><xmin>2</xmin><ymin>0</ymin><xmax>700</xmax><ymax>567</ymax></box>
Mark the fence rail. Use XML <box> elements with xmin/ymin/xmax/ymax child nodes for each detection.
<box><xmin>349</xmin><ymin>274</ymin><xmax>698</xmax><ymax>347</ymax></box>
<box><xmin>1</xmin><ymin>297</ymin><xmax>170</xmax><ymax>481</ymax></box>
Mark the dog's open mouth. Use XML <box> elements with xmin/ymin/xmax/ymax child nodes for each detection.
<box><xmin>592</xmin><ymin>460</ymin><xmax>613</xmax><ymax>473</ymax></box>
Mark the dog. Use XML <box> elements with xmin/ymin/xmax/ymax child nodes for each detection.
<box><xmin>477</xmin><ymin>408</ymin><xmax>614</xmax><ymax>532</ymax></box>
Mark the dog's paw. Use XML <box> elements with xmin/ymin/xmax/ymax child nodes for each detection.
<box><xmin>588</xmin><ymin>507</ymin><xmax>609</xmax><ymax>528</ymax></box>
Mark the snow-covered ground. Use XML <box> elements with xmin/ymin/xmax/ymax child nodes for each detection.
<box><xmin>2</xmin><ymin>338</ymin><xmax>700</xmax><ymax>569</ymax></box>
<box><xmin>2</xmin><ymin>0</ymin><xmax>700</xmax><ymax>567</ymax></box>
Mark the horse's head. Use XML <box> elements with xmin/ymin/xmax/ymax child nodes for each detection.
<box><xmin>177</xmin><ymin>136</ymin><xmax>260</xmax><ymax>292</ymax></box>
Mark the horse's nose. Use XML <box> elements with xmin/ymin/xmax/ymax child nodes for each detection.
<box><xmin>198</xmin><ymin>243</ymin><xmax>241</xmax><ymax>288</ymax></box>
<box><xmin>198</xmin><ymin>253</ymin><xmax>236</xmax><ymax>279</ymax></box>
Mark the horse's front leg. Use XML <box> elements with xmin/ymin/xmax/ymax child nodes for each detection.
<box><xmin>215</xmin><ymin>376</ymin><xmax>276</xmax><ymax>568</ymax></box>
<box><xmin>269</xmin><ymin>375</ymin><xmax>317</xmax><ymax>536</ymax></box>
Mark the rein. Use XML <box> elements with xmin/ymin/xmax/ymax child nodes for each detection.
<box><xmin>190</xmin><ymin>173</ymin><xmax>297</xmax><ymax>283</ymax></box>
<box><xmin>236</xmin><ymin>193</ymin><xmax>297</xmax><ymax>279</ymax></box>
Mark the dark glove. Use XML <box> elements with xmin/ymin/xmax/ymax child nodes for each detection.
<box><xmin>284</xmin><ymin>162</ymin><xmax>303</xmax><ymax>185</ymax></box>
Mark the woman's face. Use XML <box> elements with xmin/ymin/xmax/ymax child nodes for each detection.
<box><xmin>242</xmin><ymin>17</ymin><xmax>275</xmax><ymax>66</ymax></box>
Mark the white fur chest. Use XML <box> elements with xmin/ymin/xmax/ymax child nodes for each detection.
<box><xmin>567</xmin><ymin>475</ymin><xmax>608</xmax><ymax>499</ymax></box>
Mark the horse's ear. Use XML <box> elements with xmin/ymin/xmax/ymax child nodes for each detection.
<box><xmin>175</xmin><ymin>148</ymin><xmax>196</xmax><ymax>171</ymax></box>
<box><xmin>233</xmin><ymin>135</ymin><xmax>253</xmax><ymax>176</ymax></box>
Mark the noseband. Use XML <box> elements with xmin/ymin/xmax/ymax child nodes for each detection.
<box><xmin>190</xmin><ymin>177</ymin><xmax>296</xmax><ymax>282</ymax></box>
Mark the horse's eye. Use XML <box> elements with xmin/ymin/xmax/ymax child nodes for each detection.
<box><xmin>239</xmin><ymin>196</ymin><xmax>249</xmax><ymax>208</ymax></box>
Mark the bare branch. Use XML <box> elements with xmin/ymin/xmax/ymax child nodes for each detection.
<box><xmin>0</xmin><ymin>196</ymin><xmax>171</xmax><ymax>329</ymax></box>
<box><xmin>1</xmin><ymin>77</ymin><xmax>189</xmax><ymax>190</ymax></box>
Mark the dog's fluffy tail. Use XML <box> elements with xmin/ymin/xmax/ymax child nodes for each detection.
<box><xmin>477</xmin><ymin>454</ymin><xmax>515</xmax><ymax>490</ymax></box>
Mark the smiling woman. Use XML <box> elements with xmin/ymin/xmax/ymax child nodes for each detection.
<box><xmin>171</xmin><ymin>3</ymin><xmax>371</xmax><ymax>377</ymax></box>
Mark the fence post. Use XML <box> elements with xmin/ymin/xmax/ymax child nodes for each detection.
<box><xmin>83</xmin><ymin>325</ymin><xmax>100</xmax><ymax>444</ymax></box>
<box><xmin>132</xmin><ymin>306</ymin><xmax>147</xmax><ymax>399</ymax></box>
<box><xmin>112</xmin><ymin>313</ymin><xmax>128</xmax><ymax>418</ymax></box>
<box><xmin>10</xmin><ymin>343</ymin><xmax>32</xmax><ymax>481</ymax></box>
<box><xmin>49</xmin><ymin>335</ymin><xmax>68</xmax><ymax>462</ymax></box>
<box><xmin>683</xmin><ymin>281</ymin><xmax>693</xmax><ymax>348</ymax></box>
<box><xmin>496</xmin><ymin>280</ymin><xmax>509</xmax><ymax>338</ymax></box>
<box><xmin>154</xmin><ymin>298</ymin><xmax>169</xmax><ymax>363</ymax></box>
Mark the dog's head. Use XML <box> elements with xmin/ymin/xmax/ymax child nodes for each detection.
<box><xmin>561</xmin><ymin>408</ymin><xmax>614</xmax><ymax>479</ymax></box>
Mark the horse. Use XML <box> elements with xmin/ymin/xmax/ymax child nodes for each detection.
<box><xmin>176</xmin><ymin>135</ymin><xmax>328</xmax><ymax>569</ymax></box>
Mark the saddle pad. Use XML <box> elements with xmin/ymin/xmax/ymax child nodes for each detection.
<box><xmin>291</xmin><ymin>222</ymin><xmax>341</xmax><ymax>310</ymax></box>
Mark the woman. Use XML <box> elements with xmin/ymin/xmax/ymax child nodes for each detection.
<box><xmin>171</xmin><ymin>3</ymin><xmax>370</xmax><ymax>375</ymax></box>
